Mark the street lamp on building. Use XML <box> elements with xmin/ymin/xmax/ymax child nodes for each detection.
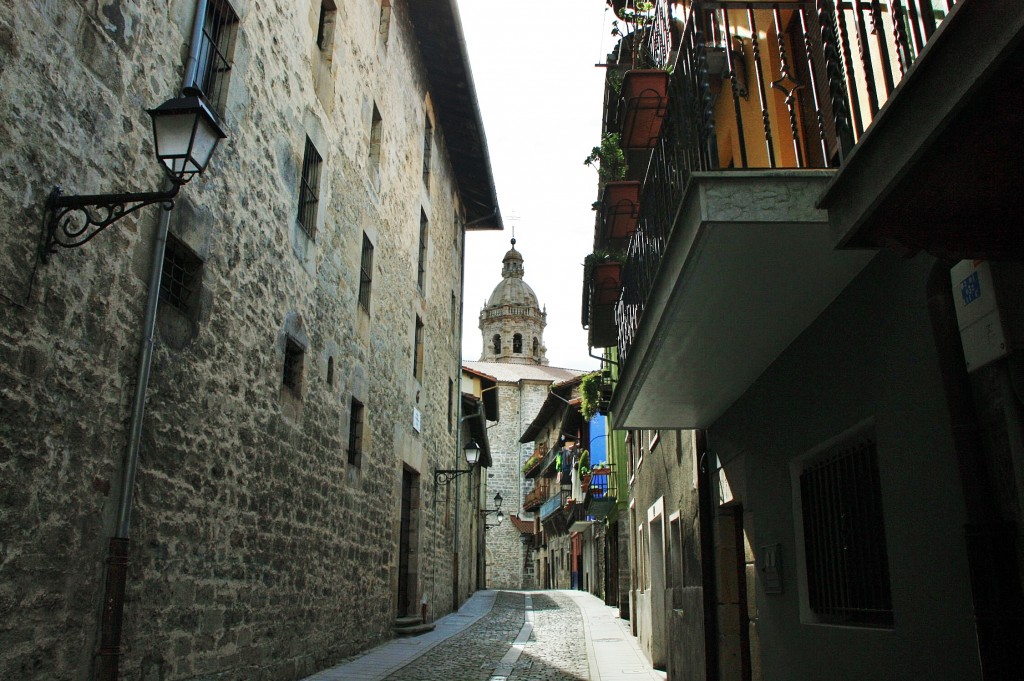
<box><xmin>482</xmin><ymin>491</ymin><xmax>503</xmax><ymax>530</ymax></box>
<box><xmin>40</xmin><ymin>95</ymin><xmax>226</xmax><ymax>261</ymax></box>
<box><xmin>433</xmin><ymin>439</ymin><xmax>480</xmax><ymax>487</ymax></box>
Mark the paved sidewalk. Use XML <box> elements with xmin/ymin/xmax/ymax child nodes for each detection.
<box><xmin>302</xmin><ymin>590</ymin><xmax>498</xmax><ymax>681</ymax></box>
<box><xmin>303</xmin><ymin>589</ymin><xmax>665</xmax><ymax>681</ymax></box>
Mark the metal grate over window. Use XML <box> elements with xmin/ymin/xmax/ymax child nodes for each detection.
<box><xmin>159</xmin><ymin>234</ymin><xmax>202</xmax><ymax>314</ymax></box>
<box><xmin>297</xmin><ymin>137</ymin><xmax>322</xmax><ymax>237</ymax></box>
<box><xmin>186</xmin><ymin>0</ymin><xmax>238</xmax><ymax>115</ymax></box>
<box><xmin>348</xmin><ymin>398</ymin><xmax>364</xmax><ymax>467</ymax></box>
<box><xmin>359</xmin><ymin>234</ymin><xmax>374</xmax><ymax>312</ymax></box>
<box><xmin>800</xmin><ymin>432</ymin><xmax>893</xmax><ymax>627</ymax></box>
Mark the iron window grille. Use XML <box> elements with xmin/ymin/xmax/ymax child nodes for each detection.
<box><xmin>800</xmin><ymin>432</ymin><xmax>893</xmax><ymax>627</ymax></box>
<box><xmin>185</xmin><ymin>0</ymin><xmax>238</xmax><ymax>116</ymax></box>
<box><xmin>358</xmin><ymin>233</ymin><xmax>374</xmax><ymax>313</ymax></box>
<box><xmin>297</xmin><ymin>137</ymin><xmax>322</xmax><ymax>237</ymax></box>
<box><xmin>413</xmin><ymin>316</ymin><xmax>424</xmax><ymax>381</ymax></box>
<box><xmin>282</xmin><ymin>337</ymin><xmax>304</xmax><ymax>396</ymax></box>
<box><xmin>417</xmin><ymin>212</ymin><xmax>428</xmax><ymax>291</ymax></box>
<box><xmin>348</xmin><ymin>398</ymin><xmax>364</xmax><ymax>467</ymax></box>
<box><xmin>422</xmin><ymin>114</ymin><xmax>432</xmax><ymax>186</ymax></box>
<box><xmin>317</xmin><ymin>0</ymin><xmax>337</xmax><ymax>50</ymax></box>
<box><xmin>159</xmin><ymin>233</ymin><xmax>202</xmax><ymax>314</ymax></box>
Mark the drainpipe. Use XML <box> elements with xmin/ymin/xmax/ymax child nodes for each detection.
<box><xmin>695</xmin><ymin>429</ymin><xmax>719</xmax><ymax>681</ymax></box>
<box><xmin>926</xmin><ymin>261</ymin><xmax>1024</xmax><ymax>680</ymax></box>
<box><xmin>94</xmin><ymin>199</ymin><xmax>172</xmax><ymax>681</ymax></box>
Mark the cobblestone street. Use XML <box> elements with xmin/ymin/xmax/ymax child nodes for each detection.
<box><xmin>307</xmin><ymin>590</ymin><xmax>664</xmax><ymax>681</ymax></box>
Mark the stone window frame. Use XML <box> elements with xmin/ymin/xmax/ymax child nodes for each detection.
<box><xmin>348</xmin><ymin>397</ymin><xmax>364</xmax><ymax>468</ymax></box>
<box><xmin>413</xmin><ymin>315</ymin><xmax>425</xmax><ymax>382</ymax></box>
<box><xmin>297</xmin><ymin>136</ymin><xmax>323</xmax><ymax>238</ymax></box>
<box><xmin>358</xmin><ymin>233</ymin><xmax>374</xmax><ymax>314</ymax></box>
<box><xmin>368</xmin><ymin>104</ymin><xmax>383</xmax><ymax>186</ymax></box>
<box><xmin>159</xmin><ymin>232</ymin><xmax>203</xmax><ymax>316</ymax></box>
<box><xmin>316</xmin><ymin>0</ymin><xmax>337</xmax><ymax>51</ymax></box>
<box><xmin>417</xmin><ymin>210</ymin><xmax>429</xmax><ymax>292</ymax></box>
<box><xmin>282</xmin><ymin>336</ymin><xmax>305</xmax><ymax>397</ymax></box>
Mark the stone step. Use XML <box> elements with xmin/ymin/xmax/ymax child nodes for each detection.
<box><xmin>393</xmin><ymin>621</ymin><xmax>436</xmax><ymax>637</ymax></box>
<box><xmin>394</xmin><ymin>615</ymin><xmax>423</xmax><ymax>627</ymax></box>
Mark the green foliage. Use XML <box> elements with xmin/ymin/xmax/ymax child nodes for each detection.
<box><xmin>607</xmin><ymin>69</ymin><xmax>624</xmax><ymax>96</ymax></box>
<box><xmin>580</xmin><ymin>372</ymin><xmax>602</xmax><ymax>421</ymax></box>
<box><xmin>577</xmin><ymin>449</ymin><xmax>591</xmax><ymax>478</ymax></box>
<box><xmin>584</xmin><ymin>132</ymin><xmax>627</xmax><ymax>182</ymax></box>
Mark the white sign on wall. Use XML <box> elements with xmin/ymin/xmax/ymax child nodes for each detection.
<box><xmin>412</xmin><ymin>407</ymin><xmax>422</xmax><ymax>433</ymax></box>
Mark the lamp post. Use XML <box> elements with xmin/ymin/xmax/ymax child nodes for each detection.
<box><xmin>433</xmin><ymin>439</ymin><xmax>480</xmax><ymax>495</ymax></box>
<box><xmin>40</xmin><ymin>95</ymin><xmax>226</xmax><ymax>261</ymax></box>
<box><xmin>482</xmin><ymin>491</ymin><xmax>504</xmax><ymax>530</ymax></box>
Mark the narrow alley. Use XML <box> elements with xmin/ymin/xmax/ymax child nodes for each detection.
<box><xmin>305</xmin><ymin>591</ymin><xmax>664</xmax><ymax>681</ymax></box>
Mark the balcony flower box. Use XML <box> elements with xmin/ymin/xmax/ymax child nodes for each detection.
<box><xmin>600</xmin><ymin>181</ymin><xmax>640</xmax><ymax>245</ymax></box>
<box><xmin>592</xmin><ymin>261</ymin><xmax>623</xmax><ymax>306</ymax></box>
<box><xmin>620</xmin><ymin>69</ymin><xmax>669</xmax><ymax>150</ymax></box>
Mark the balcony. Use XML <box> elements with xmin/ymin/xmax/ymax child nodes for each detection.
<box><xmin>584</xmin><ymin>464</ymin><xmax>618</xmax><ymax>520</ymax></box>
<box><xmin>524</xmin><ymin>484</ymin><xmax>548</xmax><ymax>512</ymax></box>
<box><xmin>604</xmin><ymin>0</ymin><xmax>967</xmax><ymax>428</ymax></box>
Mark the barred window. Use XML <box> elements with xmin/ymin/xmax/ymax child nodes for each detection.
<box><xmin>184</xmin><ymin>0</ymin><xmax>238</xmax><ymax>115</ymax></box>
<box><xmin>800</xmin><ymin>431</ymin><xmax>893</xmax><ymax>627</ymax></box>
<box><xmin>282</xmin><ymin>337</ymin><xmax>305</xmax><ymax>396</ymax></box>
<box><xmin>348</xmin><ymin>398</ymin><xmax>364</xmax><ymax>467</ymax></box>
<box><xmin>358</xmin><ymin>233</ymin><xmax>374</xmax><ymax>313</ymax></box>
<box><xmin>159</xmin><ymin>234</ymin><xmax>202</xmax><ymax>315</ymax></box>
<box><xmin>297</xmin><ymin>136</ymin><xmax>322</xmax><ymax>237</ymax></box>
<box><xmin>417</xmin><ymin>212</ymin><xmax>429</xmax><ymax>291</ymax></box>
<box><xmin>422</xmin><ymin>113</ymin><xmax>433</xmax><ymax>187</ymax></box>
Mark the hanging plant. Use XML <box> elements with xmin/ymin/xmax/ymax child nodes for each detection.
<box><xmin>584</xmin><ymin>132</ymin><xmax>628</xmax><ymax>182</ymax></box>
<box><xmin>580</xmin><ymin>372</ymin><xmax>602</xmax><ymax>421</ymax></box>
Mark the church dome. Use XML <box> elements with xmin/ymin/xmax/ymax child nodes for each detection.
<box><xmin>478</xmin><ymin>238</ymin><xmax>548</xmax><ymax>365</ymax></box>
<box><xmin>485</xmin><ymin>240</ymin><xmax>539</xmax><ymax>308</ymax></box>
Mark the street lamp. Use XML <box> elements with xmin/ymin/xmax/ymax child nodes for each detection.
<box><xmin>482</xmin><ymin>491</ymin><xmax>503</xmax><ymax>530</ymax></box>
<box><xmin>40</xmin><ymin>95</ymin><xmax>226</xmax><ymax>261</ymax></box>
<box><xmin>433</xmin><ymin>439</ymin><xmax>480</xmax><ymax>488</ymax></box>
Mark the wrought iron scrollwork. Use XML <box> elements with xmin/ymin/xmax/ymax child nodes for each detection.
<box><xmin>40</xmin><ymin>184</ymin><xmax>181</xmax><ymax>262</ymax></box>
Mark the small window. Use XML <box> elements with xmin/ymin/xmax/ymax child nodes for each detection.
<box><xmin>413</xmin><ymin>316</ymin><xmax>424</xmax><ymax>381</ymax></box>
<box><xmin>493</xmin><ymin>334</ymin><xmax>501</xmax><ymax>354</ymax></box>
<box><xmin>282</xmin><ymin>337</ymin><xmax>305</xmax><ymax>396</ymax></box>
<box><xmin>422</xmin><ymin>113</ymin><xmax>433</xmax><ymax>187</ymax></box>
<box><xmin>326</xmin><ymin>356</ymin><xmax>334</xmax><ymax>387</ymax></box>
<box><xmin>297</xmin><ymin>136</ymin><xmax>322</xmax><ymax>237</ymax></box>
<box><xmin>159</xmin><ymin>233</ymin><xmax>202</xmax><ymax>315</ymax></box>
<box><xmin>799</xmin><ymin>430</ymin><xmax>893</xmax><ymax>627</ymax></box>
<box><xmin>184</xmin><ymin>0</ymin><xmax>239</xmax><ymax>116</ymax></box>
<box><xmin>317</xmin><ymin>0</ymin><xmax>337</xmax><ymax>50</ymax></box>
<box><xmin>450</xmin><ymin>291</ymin><xmax>457</xmax><ymax>341</ymax></box>
<box><xmin>358</xmin><ymin>233</ymin><xmax>374</xmax><ymax>313</ymax></box>
<box><xmin>348</xmin><ymin>398</ymin><xmax>364</xmax><ymax>467</ymax></box>
<box><xmin>378</xmin><ymin>0</ymin><xmax>392</xmax><ymax>47</ymax></box>
<box><xmin>513</xmin><ymin>333</ymin><xmax>523</xmax><ymax>354</ymax></box>
<box><xmin>368</xmin><ymin>105</ymin><xmax>383</xmax><ymax>183</ymax></box>
<box><xmin>417</xmin><ymin>212</ymin><xmax>429</xmax><ymax>291</ymax></box>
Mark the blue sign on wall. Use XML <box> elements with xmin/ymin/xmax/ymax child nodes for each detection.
<box><xmin>960</xmin><ymin>271</ymin><xmax>982</xmax><ymax>306</ymax></box>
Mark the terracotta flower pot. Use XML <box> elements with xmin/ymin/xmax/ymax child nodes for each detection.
<box><xmin>601</xmin><ymin>181</ymin><xmax>640</xmax><ymax>244</ymax></box>
<box><xmin>592</xmin><ymin>261</ymin><xmax>623</xmax><ymax>306</ymax></box>
<box><xmin>620</xmin><ymin>69</ymin><xmax>669</xmax><ymax>149</ymax></box>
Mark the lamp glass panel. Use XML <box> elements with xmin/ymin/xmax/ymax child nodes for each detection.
<box><xmin>189</xmin><ymin>115</ymin><xmax>222</xmax><ymax>170</ymax></box>
<box><xmin>153</xmin><ymin>112</ymin><xmax>200</xmax><ymax>176</ymax></box>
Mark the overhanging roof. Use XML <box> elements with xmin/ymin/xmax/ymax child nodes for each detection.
<box><xmin>611</xmin><ymin>172</ymin><xmax>874</xmax><ymax>430</ymax></box>
<box><xmin>407</xmin><ymin>0</ymin><xmax>502</xmax><ymax>230</ymax></box>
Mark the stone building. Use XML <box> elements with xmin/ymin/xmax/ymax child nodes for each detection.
<box><xmin>0</xmin><ymin>1</ymin><xmax>501</xmax><ymax>679</ymax></box>
<box><xmin>464</xmin><ymin>241</ymin><xmax>583</xmax><ymax>589</ymax></box>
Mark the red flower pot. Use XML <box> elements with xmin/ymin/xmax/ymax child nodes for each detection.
<box><xmin>620</xmin><ymin>69</ymin><xmax>669</xmax><ymax>149</ymax></box>
<box><xmin>601</xmin><ymin>181</ymin><xmax>640</xmax><ymax>244</ymax></box>
<box><xmin>592</xmin><ymin>261</ymin><xmax>623</xmax><ymax>306</ymax></box>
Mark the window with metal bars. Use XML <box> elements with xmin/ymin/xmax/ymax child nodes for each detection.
<box><xmin>282</xmin><ymin>337</ymin><xmax>305</xmax><ymax>396</ymax></box>
<box><xmin>184</xmin><ymin>0</ymin><xmax>238</xmax><ymax>116</ymax></box>
<box><xmin>297</xmin><ymin>137</ymin><xmax>322</xmax><ymax>237</ymax></box>
<box><xmin>159</xmin><ymin>234</ymin><xmax>202</xmax><ymax>315</ymax></box>
<box><xmin>417</xmin><ymin>212</ymin><xmax>428</xmax><ymax>291</ymax></box>
<box><xmin>413</xmin><ymin>316</ymin><xmax>424</xmax><ymax>381</ymax></box>
<box><xmin>317</xmin><ymin>0</ymin><xmax>337</xmax><ymax>50</ymax></box>
<box><xmin>799</xmin><ymin>431</ymin><xmax>893</xmax><ymax>627</ymax></box>
<box><xmin>358</xmin><ymin>233</ymin><xmax>374</xmax><ymax>313</ymax></box>
<box><xmin>422</xmin><ymin>113</ymin><xmax>433</xmax><ymax>187</ymax></box>
<box><xmin>348</xmin><ymin>398</ymin><xmax>364</xmax><ymax>467</ymax></box>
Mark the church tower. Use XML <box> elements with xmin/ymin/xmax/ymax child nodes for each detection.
<box><xmin>478</xmin><ymin>239</ymin><xmax>548</xmax><ymax>365</ymax></box>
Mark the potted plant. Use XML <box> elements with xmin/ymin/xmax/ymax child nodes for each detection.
<box><xmin>610</xmin><ymin>1</ymin><xmax>669</xmax><ymax>150</ymax></box>
<box><xmin>584</xmin><ymin>250</ymin><xmax>625</xmax><ymax>306</ymax></box>
<box><xmin>584</xmin><ymin>132</ymin><xmax>628</xmax><ymax>183</ymax></box>
<box><xmin>580</xmin><ymin>373</ymin><xmax>601</xmax><ymax>421</ymax></box>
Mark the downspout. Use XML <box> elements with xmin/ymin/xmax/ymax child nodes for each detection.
<box><xmin>926</xmin><ymin>261</ymin><xmax>1024</xmax><ymax>680</ymax></box>
<box><xmin>95</xmin><ymin>199</ymin><xmax>172</xmax><ymax>681</ymax></box>
<box><xmin>695</xmin><ymin>429</ymin><xmax>719</xmax><ymax>681</ymax></box>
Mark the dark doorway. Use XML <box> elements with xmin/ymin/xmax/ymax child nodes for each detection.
<box><xmin>397</xmin><ymin>469</ymin><xmax>418</xmax><ymax>616</ymax></box>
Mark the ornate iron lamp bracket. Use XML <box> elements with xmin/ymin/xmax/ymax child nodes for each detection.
<box><xmin>433</xmin><ymin>468</ymin><xmax>472</xmax><ymax>487</ymax></box>
<box><xmin>40</xmin><ymin>184</ymin><xmax>182</xmax><ymax>262</ymax></box>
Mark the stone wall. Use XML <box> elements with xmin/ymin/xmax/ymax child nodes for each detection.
<box><xmin>0</xmin><ymin>1</ymin><xmax>480</xmax><ymax>679</ymax></box>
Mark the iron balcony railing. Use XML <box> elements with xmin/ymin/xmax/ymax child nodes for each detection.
<box><xmin>540</xmin><ymin>490</ymin><xmax>569</xmax><ymax>522</ymax></box>
<box><xmin>613</xmin><ymin>0</ymin><xmax>958</xmax><ymax>365</ymax></box>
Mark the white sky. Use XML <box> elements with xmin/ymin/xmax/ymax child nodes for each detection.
<box><xmin>457</xmin><ymin>0</ymin><xmax>615</xmax><ymax>372</ymax></box>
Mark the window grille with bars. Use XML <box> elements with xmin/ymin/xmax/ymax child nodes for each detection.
<box><xmin>282</xmin><ymin>337</ymin><xmax>305</xmax><ymax>395</ymax></box>
<box><xmin>159</xmin><ymin>234</ymin><xmax>202</xmax><ymax>314</ymax></box>
<box><xmin>417</xmin><ymin>212</ymin><xmax>428</xmax><ymax>291</ymax></box>
<box><xmin>799</xmin><ymin>431</ymin><xmax>893</xmax><ymax>627</ymax></box>
<box><xmin>185</xmin><ymin>0</ymin><xmax>238</xmax><ymax>115</ymax></box>
<box><xmin>348</xmin><ymin>398</ymin><xmax>364</xmax><ymax>467</ymax></box>
<box><xmin>297</xmin><ymin>137</ymin><xmax>322</xmax><ymax>237</ymax></box>
<box><xmin>358</xmin><ymin>234</ymin><xmax>374</xmax><ymax>313</ymax></box>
